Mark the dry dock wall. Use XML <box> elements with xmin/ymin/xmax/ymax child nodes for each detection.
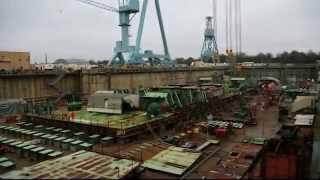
<box><xmin>81</xmin><ymin>70</ymin><xmax>216</xmax><ymax>94</ymax></box>
<box><xmin>81</xmin><ymin>69</ymin><xmax>214</xmax><ymax>95</ymax></box>
<box><xmin>0</xmin><ymin>69</ymin><xmax>216</xmax><ymax>100</ymax></box>
<box><xmin>0</xmin><ymin>65</ymin><xmax>317</xmax><ymax>100</ymax></box>
<box><xmin>0</xmin><ymin>73</ymin><xmax>80</xmax><ymax>100</ymax></box>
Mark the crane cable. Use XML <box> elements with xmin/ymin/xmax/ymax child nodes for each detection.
<box><xmin>229</xmin><ymin>0</ymin><xmax>233</xmax><ymax>54</ymax></box>
<box><xmin>225</xmin><ymin>0</ymin><xmax>234</xmax><ymax>54</ymax></box>
<box><xmin>212</xmin><ymin>0</ymin><xmax>217</xmax><ymax>41</ymax></box>
<box><xmin>225</xmin><ymin>0</ymin><xmax>229</xmax><ymax>53</ymax></box>
<box><xmin>235</xmin><ymin>0</ymin><xmax>239</xmax><ymax>55</ymax></box>
<box><xmin>239</xmin><ymin>0</ymin><xmax>242</xmax><ymax>55</ymax></box>
<box><xmin>236</xmin><ymin>0</ymin><xmax>242</xmax><ymax>56</ymax></box>
<box><xmin>212</xmin><ymin>0</ymin><xmax>219</xmax><ymax>62</ymax></box>
<box><xmin>225</xmin><ymin>0</ymin><xmax>242</xmax><ymax>56</ymax></box>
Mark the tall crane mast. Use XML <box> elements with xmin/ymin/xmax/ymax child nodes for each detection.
<box><xmin>76</xmin><ymin>0</ymin><xmax>171</xmax><ymax>65</ymax></box>
<box><xmin>201</xmin><ymin>16</ymin><xmax>219</xmax><ymax>63</ymax></box>
<box><xmin>201</xmin><ymin>0</ymin><xmax>219</xmax><ymax>63</ymax></box>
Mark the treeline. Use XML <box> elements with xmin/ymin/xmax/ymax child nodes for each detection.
<box><xmin>236</xmin><ymin>50</ymin><xmax>320</xmax><ymax>64</ymax></box>
<box><xmin>176</xmin><ymin>50</ymin><xmax>320</xmax><ymax>64</ymax></box>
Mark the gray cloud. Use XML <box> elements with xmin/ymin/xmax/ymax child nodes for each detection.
<box><xmin>0</xmin><ymin>0</ymin><xmax>319</xmax><ymax>63</ymax></box>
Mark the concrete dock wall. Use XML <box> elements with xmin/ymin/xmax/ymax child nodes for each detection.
<box><xmin>81</xmin><ymin>69</ymin><xmax>217</xmax><ymax>95</ymax></box>
<box><xmin>0</xmin><ymin>65</ymin><xmax>317</xmax><ymax>100</ymax></box>
<box><xmin>0</xmin><ymin>73</ymin><xmax>80</xmax><ymax>100</ymax></box>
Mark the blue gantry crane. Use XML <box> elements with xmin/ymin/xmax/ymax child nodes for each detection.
<box><xmin>76</xmin><ymin>0</ymin><xmax>172</xmax><ymax>65</ymax></box>
<box><xmin>201</xmin><ymin>16</ymin><xmax>219</xmax><ymax>63</ymax></box>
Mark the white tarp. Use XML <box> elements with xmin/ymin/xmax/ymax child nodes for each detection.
<box><xmin>294</xmin><ymin>114</ymin><xmax>315</xmax><ymax>126</ymax></box>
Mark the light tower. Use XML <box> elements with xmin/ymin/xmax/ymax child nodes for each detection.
<box><xmin>201</xmin><ymin>16</ymin><xmax>219</xmax><ymax>63</ymax></box>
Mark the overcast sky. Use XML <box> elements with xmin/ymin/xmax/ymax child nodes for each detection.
<box><xmin>1</xmin><ymin>0</ymin><xmax>320</xmax><ymax>63</ymax></box>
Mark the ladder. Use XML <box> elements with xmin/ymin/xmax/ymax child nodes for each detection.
<box><xmin>47</xmin><ymin>70</ymin><xmax>69</xmax><ymax>104</ymax></box>
<box><xmin>49</xmin><ymin>71</ymin><xmax>65</xmax><ymax>86</ymax></box>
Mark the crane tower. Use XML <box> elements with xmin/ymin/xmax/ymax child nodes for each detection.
<box><xmin>201</xmin><ymin>16</ymin><xmax>219</xmax><ymax>63</ymax></box>
<box><xmin>76</xmin><ymin>0</ymin><xmax>171</xmax><ymax>65</ymax></box>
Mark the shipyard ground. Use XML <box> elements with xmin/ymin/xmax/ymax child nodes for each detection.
<box><xmin>0</xmin><ymin>92</ymin><xmax>292</xmax><ymax>179</ymax></box>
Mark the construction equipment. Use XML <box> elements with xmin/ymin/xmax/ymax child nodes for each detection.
<box><xmin>146</xmin><ymin>102</ymin><xmax>161</xmax><ymax>119</ymax></box>
<box><xmin>67</xmin><ymin>96</ymin><xmax>82</xmax><ymax>111</ymax></box>
<box><xmin>141</xmin><ymin>87</ymin><xmax>213</xmax><ymax>110</ymax></box>
<box><xmin>33</xmin><ymin>101</ymin><xmax>55</xmax><ymax>116</ymax></box>
<box><xmin>76</xmin><ymin>0</ymin><xmax>172</xmax><ymax>65</ymax></box>
<box><xmin>201</xmin><ymin>16</ymin><xmax>219</xmax><ymax>63</ymax></box>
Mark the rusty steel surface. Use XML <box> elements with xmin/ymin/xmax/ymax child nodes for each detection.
<box><xmin>264</xmin><ymin>153</ymin><xmax>297</xmax><ymax>179</ymax></box>
<box><xmin>142</xmin><ymin>146</ymin><xmax>202</xmax><ymax>176</ymax></box>
<box><xmin>187</xmin><ymin>143</ymin><xmax>263</xmax><ymax>179</ymax></box>
<box><xmin>121</xmin><ymin>141</ymin><xmax>170</xmax><ymax>162</ymax></box>
<box><xmin>0</xmin><ymin>150</ymin><xmax>140</xmax><ymax>179</ymax></box>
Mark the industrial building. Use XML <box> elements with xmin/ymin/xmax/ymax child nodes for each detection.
<box><xmin>0</xmin><ymin>51</ymin><xmax>31</xmax><ymax>71</ymax></box>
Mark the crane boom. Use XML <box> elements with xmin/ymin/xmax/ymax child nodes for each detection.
<box><xmin>76</xmin><ymin>0</ymin><xmax>118</xmax><ymax>13</ymax></box>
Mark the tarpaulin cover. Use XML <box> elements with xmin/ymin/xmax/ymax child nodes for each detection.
<box><xmin>0</xmin><ymin>99</ymin><xmax>26</xmax><ymax>117</ymax></box>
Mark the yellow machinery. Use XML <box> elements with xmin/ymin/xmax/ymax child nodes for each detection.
<box><xmin>226</xmin><ymin>49</ymin><xmax>242</xmax><ymax>75</ymax></box>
